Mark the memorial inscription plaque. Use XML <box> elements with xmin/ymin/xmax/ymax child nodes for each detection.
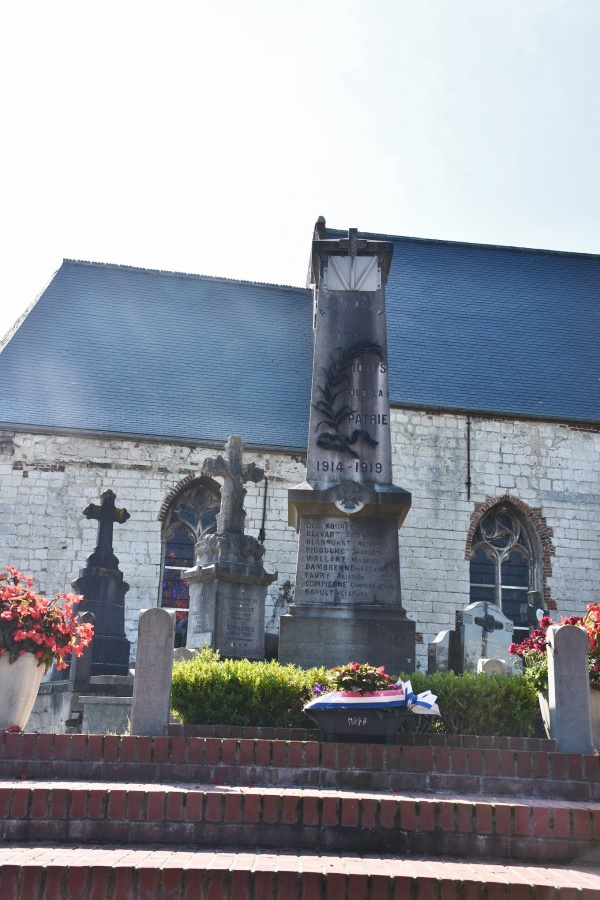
<box><xmin>278</xmin><ymin>223</ymin><xmax>415</xmax><ymax>672</ymax></box>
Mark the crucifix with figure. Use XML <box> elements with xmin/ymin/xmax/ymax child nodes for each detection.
<box><xmin>83</xmin><ymin>489</ymin><xmax>130</xmax><ymax>570</ymax></box>
<box><xmin>201</xmin><ymin>435</ymin><xmax>264</xmax><ymax>534</ymax></box>
<box><xmin>184</xmin><ymin>435</ymin><xmax>276</xmax><ymax>660</ymax></box>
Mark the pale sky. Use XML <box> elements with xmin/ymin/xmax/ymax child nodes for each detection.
<box><xmin>1</xmin><ymin>0</ymin><xmax>599</xmax><ymax>340</ymax></box>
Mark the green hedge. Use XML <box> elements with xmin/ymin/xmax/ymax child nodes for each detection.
<box><xmin>170</xmin><ymin>649</ymin><xmax>539</xmax><ymax>737</ymax></box>
<box><xmin>405</xmin><ymin>670</ymin><xmax>538</xmax><ymax>737</ymax></box>
<box><xmin>171</xmin><ymin>647</ymin><xmax>329</xmax><ymax>728</ymax></box>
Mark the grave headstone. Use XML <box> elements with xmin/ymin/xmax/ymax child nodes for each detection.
<box><xmin>173</xmin><ymin>647</ymin><xmax>196</xmax><ymax>663</ymax></box>
<box><xmin>72</xmin><ymin>489</ymin><xmax>131</xmax><ymax>676</ymax></box>
<box><xmin>278</xmin><ymin>223</ymin><xmax>415</xmax><ymax>672</ymax></box>
<box><xmin>131</xmin><ymin>608</ymin><xmax>174</xmax><ymax>736</ymax></box>
<box><xmin>477</xmin><ymin>658</ymin><xmax>507</xmax><ymax>676</ymax></box>
<box><xmin>547</xmin><ymin>624</ymin><xmax>593</xmax><ymax>754</ymax></box>
<box><xmin>428</xmin><ymin>629</ymin><xmax>462</xmax><ymax>675</ymax></box>
<box><xmin>185</xmin><ymin>436</ymin><xmax>277</xmax><ymax>659</ymax></box>
<box><xmin>456</xmin><ymin>601</ymin><xmax>514</xmax><ymax>674</ymax></box>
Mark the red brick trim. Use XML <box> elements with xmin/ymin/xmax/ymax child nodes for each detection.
<box><xmin>1</xmin><ymin>733</ymin><xmax>597</xmax><ymax>802</ymax></box>
<box><xmin>157</xmin><ymin>474</ymin><xmax>221</xmax><ymax>522</ymax></box>
<box><xmin>464</xmin><ymin>495</ymin><xmax>555</xmax><ymax>608</ymax></box>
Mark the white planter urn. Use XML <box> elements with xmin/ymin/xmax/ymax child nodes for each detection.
<box><xmin>0</xmin><ymin>652</ymin><xmax>44</xmax><ymax>730</ymax></box>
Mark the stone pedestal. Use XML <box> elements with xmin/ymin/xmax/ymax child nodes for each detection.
<box><xmin>72</xmin><ymin>489</ymin><xmax>131</xmax><ymax>676</ymax></box>
<box><xmin>72</xmin><ymin>567</ymin><xmax>130</xmax><ymax>676</ymax></box>
<box><xmin>185</xmin><ymin>525</ymin><xmax>276</xmax><ymax>660</ymax></box>
<box><xmin>279</xmin><ymin>225</ymin><xmax>416</xmax><ymax>674</ymax></box>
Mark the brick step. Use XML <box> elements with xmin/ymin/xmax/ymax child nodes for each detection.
<box><xmin>168</xmin><ymin>724</ymin><xmax>558</xmax><ymax>751</ymax></box>
<box><xmin>2</xmin><ymin>844</ymin><xmax>600</xmax><ymax>899</ymax></box>
<box><xmin>3</xmin><ymin>732</ymin><xmax>598</xmax><ymax>802</ymax></box>
<box><xmin>2</xmin><ymin>780</ymin><xmax>599</xmax><ymax>864</ymax></box>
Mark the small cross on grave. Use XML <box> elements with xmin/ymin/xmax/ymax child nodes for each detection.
<box><xmin>201</xmin><ymin>435</ymin><xmax>264</xmax><ymax>534</ymax></box>
<box><xmin>474</xmin><ymin>611</ymin><xmax>504</xmax><ymax>634</ymax></box>
<box><xmin>83</xmin><ymin>489</ymin><xmax>130</xmax><ymax>570</ymax></box>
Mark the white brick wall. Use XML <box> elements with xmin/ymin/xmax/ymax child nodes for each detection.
<box><xmin>1</xmin><ymin>411</ymin><xmax>598</xmax><ymax>670</ymax></box>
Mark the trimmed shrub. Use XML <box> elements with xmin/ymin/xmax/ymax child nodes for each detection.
<box><xmin>171</xmin><ymin>647</ymin><xmax>329</xmax><ymax>728</ymax></box>
<box><xmin>170</xmin><ymin>650</ymin><xmax>539</xmax><ymax>736</ymax></box>
<box><xmin>405</xmin><ymin>670</ymin><xmax>539</xmax><ymax>737</ymax></box>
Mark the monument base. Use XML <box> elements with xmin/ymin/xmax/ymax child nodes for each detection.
<box><xmin>278</xmin><ymin>605</ymin><xmax>416</xmax><ymax>673</ymax></box>
<box><xmin>186</xmin><ymin>564</ymin><xmax>276</xmax><ymax>661</ymax></box>
<box><xmin>72</xmin><ymin>566</ymin><xmax>131</xmax><ymax>676</ymax></box>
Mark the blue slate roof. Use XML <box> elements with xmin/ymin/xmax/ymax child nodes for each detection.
<box><xmin>0</xmin><ymin>230</ymin><xmax>598</xmax><ymax>449</ymax></box>
<box><xmin>332</xmin><ymin>228</ymin><xmax>600</xmax><ymax>428</ymax></box>
<box><xmin>0</xmin><ymin>262</ymin><xmax>313</xmax><ymax>448</ymax></box>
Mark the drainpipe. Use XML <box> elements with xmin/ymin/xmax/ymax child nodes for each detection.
<box><xmin>258</xmin><ymin>476</ymin><xmax>268</xmax><ymax>544</ymax></box>
<box><xmin>466</xmin><ymin>416</ymin><xmax>472</xmax><ymax>501</ymax></box>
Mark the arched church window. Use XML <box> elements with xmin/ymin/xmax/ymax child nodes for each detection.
<box><xmin>160</xmin><ymin>481</ymin><xmax>220</xmax><ymax>637</ymax></box>
<box><xmin>469</xmin><ymin>505</ymin><xmax>536</xmax><ymax>643</ymax></box>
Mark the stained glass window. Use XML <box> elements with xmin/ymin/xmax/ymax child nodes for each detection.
<box><xmin>469</xmin><ymin>506</ymin><xmax>535</xmax><ymax>643</ymax></box>
<box><xmin>160</xmin><ymin>481</ymin><xmax>220</xmax><ymax>640</ymax></box>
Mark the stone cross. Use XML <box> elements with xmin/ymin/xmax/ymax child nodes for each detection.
<box><xmin>474</xmin><ymin>611</ymin><xmax>504</xmax><ymax>635</ymax></box>
<box><xmin>201</xmin><ymin>435</ymin><xmax>264</xmax><ymax>534</ymax></box>
<box><xmin>83</xmin><ymin>489</ymin><xmax>130</xmax><ymax>570</ymax></box>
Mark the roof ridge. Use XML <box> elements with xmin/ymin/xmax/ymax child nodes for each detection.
<box><xmin>62</xmin><ymin>258</ymin><xmax>309</xmax><ymax>293</ymax></box>
<box><xmin>325</xmin><ymin>228</ymin><xmax>600</xmax><ymax>260</ymax></box>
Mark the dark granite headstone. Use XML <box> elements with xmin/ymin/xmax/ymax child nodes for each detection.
<box><xmin>278</xmin><ymin>224</ymin><xmax>416</xmax><ymax>673</ymax></box>
<box><xmin>72</xmin><ymin>489</ymin><xmax>131</xmax><ymax>676</ymax></box>
<box><xmin>428</xmin><ymin>628</ymin><xmax>462</xmax><ymax>675</ymax></box>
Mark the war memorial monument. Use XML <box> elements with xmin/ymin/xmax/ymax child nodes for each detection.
<box><xmin>278</xmin><ymin>227</ymin><xmax>416</xmax><ymax>672</ymax></box>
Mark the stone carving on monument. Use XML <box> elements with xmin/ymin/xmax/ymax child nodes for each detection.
<box><xmin>184</xmin><ymin>435</ymin><xmax>277</xmax><ymax>659</ymax></box>
<box><xmin>278</xmin><ymin>222</ymin><xmax>416</xmax><ymax>672</ymax></box>
<box><xmin>72</xmin><ymin>489</ymin><xmax>131</xmax><ymax>676</ymax></box>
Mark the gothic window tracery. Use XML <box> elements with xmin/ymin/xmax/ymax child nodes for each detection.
<box><xmin>160</xmin><ymin>481</ymin><xmax>220</xmax><ymax>626</ymax></box>
<box><xmin>469</xmin><ymin>505</ymin><xmax>536</xmax><ymax>643</ymax></box>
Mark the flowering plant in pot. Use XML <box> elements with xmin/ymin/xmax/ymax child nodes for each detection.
<box><xmin>0</xmin><ymin>567</ymin><xmax>94</xmax><ymax>672</ymax></box>
<box><xmin>0</xmin><ymin>567</ymin><xmax>94</xmax><ymax>731</ymax></box>
<box><xmin>305</xmin><ymin>661</ymin><xmax>439</xmax><ymax>743</ymax></box>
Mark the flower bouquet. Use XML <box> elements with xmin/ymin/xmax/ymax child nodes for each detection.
<box><xmin>0</xmin><ymin>566</ymin><xmax>94</xmax><ymax>673</ymax></box>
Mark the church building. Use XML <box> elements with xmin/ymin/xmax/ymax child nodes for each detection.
<box><xmin>0</xmin><ymin>219</ymin><xmax>598</xmax><ymax>670</ymax></box>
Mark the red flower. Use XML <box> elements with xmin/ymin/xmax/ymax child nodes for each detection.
<box><xmin>0</xmin><ymin>566</ymin><xmax>94</xmax><ymax>672</ymax></box>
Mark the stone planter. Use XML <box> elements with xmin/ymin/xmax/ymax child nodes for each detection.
<box><xmin>0</xmin><ymin>652</ymin><xmax>44</xmax><ymax>730</ymax></box>
<box><xmin>305</xmin><ymin>705</ymin><xmax>411</xmax><ymax>744</ymax></box>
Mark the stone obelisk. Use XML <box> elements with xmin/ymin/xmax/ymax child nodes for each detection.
<box><xmin>278</xmin><ymin>224</ymin><xmax>415</xmax><ymax>672</ymax></box>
